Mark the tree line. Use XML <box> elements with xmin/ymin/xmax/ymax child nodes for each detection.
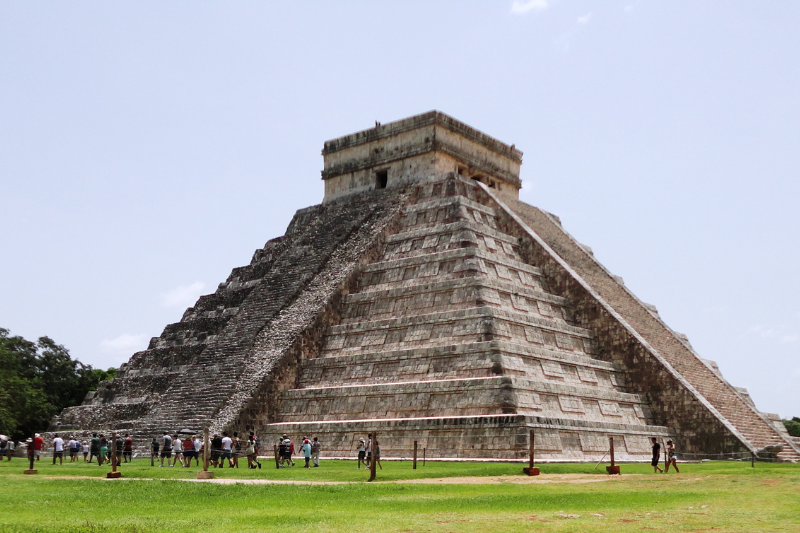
<box><xmin>0</xmin><ymin>328</ymin><xmax>117</xmax><ymax>441</ymax></box>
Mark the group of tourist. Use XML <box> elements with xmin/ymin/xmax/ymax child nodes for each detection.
<box><xmin>276</xmin><ymin>434</ymin><xmax>322</xmax><ymax>468</ymax></box>
<box><xmin>355</xmin><ymin>433</ymin><xmax>381</xmax><ymax>469</ymax></box>
<box><xmin>153</xmin><ymin>431</ymin><xmax>264</xmax><ymax>469</ymax></box>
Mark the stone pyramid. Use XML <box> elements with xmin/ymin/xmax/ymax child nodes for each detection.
<box><xmin>53</xmin><ymin>111</ymin><xmax>799</xmax><ymax>462</ymax></box>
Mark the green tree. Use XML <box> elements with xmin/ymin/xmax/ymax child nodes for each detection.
<box><xmin>0</xmin><ymin>328</ymin><xmax>116</xmax><ymax>440</ymax></box>
<box><xmin>783</xmin><ymin>417</ymin><xmax>800</xmax><ymax>438</ymax></box>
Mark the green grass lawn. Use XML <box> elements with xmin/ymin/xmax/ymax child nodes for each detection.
<box><xmin>1</xmin><ymin>457</ymin><xmax>797</xmax><ymax>532</ymax></box>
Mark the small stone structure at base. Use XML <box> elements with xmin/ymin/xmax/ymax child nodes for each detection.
<box><xmin>51</xmin><ymin>111</ymin><xmax>800</xmax><ymax>463</ymax></box>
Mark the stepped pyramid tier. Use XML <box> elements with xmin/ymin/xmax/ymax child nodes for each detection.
<box><xmin>51</xmin><ymin>111</ymin><xmax>799</xmax><ymax>462</ymax></box>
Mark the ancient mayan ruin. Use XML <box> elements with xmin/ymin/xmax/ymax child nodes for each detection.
<box><xmin>52</xmin><ymin>111</ymin><xmax>799</xmax><ymax>462</ymax></box>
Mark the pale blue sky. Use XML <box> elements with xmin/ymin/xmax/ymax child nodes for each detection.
<box><xmin>2</xmin><ymin>1</ymin><xmax>798</xmax><ymax>417</ymax></box>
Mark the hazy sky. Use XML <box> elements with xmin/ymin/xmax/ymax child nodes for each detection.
<box><xmin>2</xmin><ymin>1</ymin><xmax>798</xmax><ymax>418</ymax></box>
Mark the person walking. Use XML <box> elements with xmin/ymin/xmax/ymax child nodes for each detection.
<box><xmin>182</xmin><ymin>435</ymin><xmax>195</xmax><ymax>468</ymax></box>
<box><xmin>172</xmin><ymin>435</ymin><xmax>183</xmax><ymax>467</ymax></box>
<box><xmin>89</xmin><ymin>434</ymin><xmax>100</xmax><ymax>464</ymax></box>
<box><xmin>82</xmin><ymin>441</ymin><xmax>89</xmax><ymax>462</ymax></box>
<box><xmin>311</xmin><ymin>437</ymin><xmax>321</xmax><ymax>467</ymax></box>
<box><xmin>245</xmin><ymin>435</ymin><xmax>257</xmax><ymax>469</ymax></box>
<box><xmin>34</xmin><ymin>433</ymin><xmax>44</xmax><ymax>461</ymax></box>
<box><xmin>233</xmin><ymin>432</ymin><xmax>242</xmax><ymax>468</ymax></box>
<box><xmin>66</xmin><ymin>437</ymin><xmax>76</xmax><ymax>462</ymax></box>
<box><xmin>302</xmin><ymin>437</ymin><xmax>312</xmax><ymax>469</ymax></box>
<box><xmin>650</xmin><ymin>437</ymin><xmax>663</xmax><ymax>473</ymax></box>
<box><xmin>5</xmin><ymin>438</ymin><xmax>14</xmax><ymax>461</ymax></box>
<box><xmin>123</xmin><ymin>434</ymin><xmax>133</xmax><ymax>463</ymax></box>
<box><xmin>51</xmin><ymin>434</ymin><xmax>64</xmax><ymax>465</ymax></box>
<box><xmin>210</xmin><ymin>434</ymin><xmax>222</xmax><ymax>467</ymax></box>
<box><xmin>665</xmin><ymin>440</ymin><xmax>680</xmax><ymax>473</ymax></box>
<box><xmin>193</xmin><ymin>435</ymin><xmax>203</xmax><ymax>467</ymax></box>
<box><xmin>160</xmin><ymin>432</ymin><xmax>172</xmax><ymax>467</ymax></box>
<box><xmin>98</xmin><ymin>435</ymin><xmax>108</xmax><ymax>466</ymax></box>
<box><xmin>356</xmin><ymin>438</ymin><xmax>366</xmax><ymax>469</ymax></box>
<box><xmin>249</xmin><ymin>432</ymin><xmax>261</xmax><ymax>469</ymax></box>
<box><xmin>220</xmin><ymin>432</ymin><xmax>233</xmax><ymax>468</ymax></box>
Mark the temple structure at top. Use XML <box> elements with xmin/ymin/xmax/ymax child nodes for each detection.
<box><xmin>51</xmin><ymin>111</ymin><xmax>799</xmax><ymax>462</ymax></box>
<box><xmin>321</xmin><ymin>111</ymin><xmax>522</xmax><ymax>202</ymax></box>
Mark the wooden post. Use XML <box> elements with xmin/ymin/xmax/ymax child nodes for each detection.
<box><xmin>423</xmin><ymin>447</ymin><xmax>426</xmax><ymax>466</ymax></box>
<box><xmin>662</xmin><ymin>439</ymin><xmax>668</xmax><ymax>473</ymax></box>
<box><xmin>523</xmin><ymin>429</ymin><xmax>540</xmax><ymax>475</ymax></box>
<box><xmin>368</xmin><ymin>433</ymin><xmax>377</xmax><ymax>482</ymax></box>
<box><xmin>274</xmin><ymin>444</ymin><xmax>280</xmax><ymax>469</ymax></box>
<box><xmin>751</xmin><ymin>452</ymin><xmax>755</xmax><ymax>468</ymax></box>
<box><xmin>150</xmin><ymin>438</ymin><xmax>155</xmax><ymax>467</ymax></box>
<box><xmin>606</xmin><ymin>436</ymin><xmax>620</xmax><ymax>475</ymax></box>
<box><xmin>106</xmin><ymin>432</ymin><xmax>121</xmax><ymax>478</ymax></box>
<box><xmin>197</xmin><ymin>428</ymin><xmax>214</xmax><ymax>479</ymax></box>
<box><xmin>24</xmin><ymin>433</ymin><xmax>37</xmax><ymax>474</ymax></box>
<box><xmin>413</xmin><ymin>440</ymin><xmax>418</xmax><ymax>470</ymax></box>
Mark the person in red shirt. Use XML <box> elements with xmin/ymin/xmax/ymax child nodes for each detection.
<box><xmin>123</xmin><ymin>435</ymin><xmax>133</xmax><ymax>463</ymax></box>
<box><xmin>182</xmin><ymin>437</ymin><xmax>195</xmax><ymax>468</ymax></box>
<box><xmin>34</xmin><ymin>434</ymin><xmax>44</xmax><ymax>461</ymax></box>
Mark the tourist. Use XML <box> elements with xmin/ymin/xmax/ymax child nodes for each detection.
<box><xmin>5</xmin><ymin>438</ymin><xmax>14</xmax><ymax>460</ymax></box>
<box><xmin>356</xmin><ymin>438</ymin><xmax>366</xmax><ymax>469</ymax></box>
<box><xmin>210</xmin><ymin>434</ymin><xmax>222</xmax><ymax>467</ymax></box>
<box><xmin>311</xmin><ymin>436</ymin><xmax>321</xmax><ymax>467</ymax></box>
<box><xmin>89</xmin><ymin>433</ymin><xmax>100</xmax><ymax>464</ymax></box>
<box><xmin>193</xmin><ymin>435</ymin><xmax>203</xmax><ymax>466</ymax></box>
<box><xmin>98</xmin><ymin>435</ymin><xmax>108</xmax><ymax>466</ymax></box>
<box><xmin>249</xmin><ymin>432</ymin><xmax>261</xmax><ymax>469</ymax></box>
<box><xmin>115</xmin><ymin>435</ymin><xmax>124</xmax><ymax>466</ymax></box>
<box><xmin>172</xmin><ymin>434</ymin><xmax>183</xmax><ymax>467</ymax></box>
<box><xmin>70</xmin><ymin>437</ymin><xmax>81</xmax><ymax>462</ymax></box>
<box><xmin>67</xmin><ymin>437</ymin><xmax>77</xmax><ymax>462</ymax></box>
<box><xmin>283</xmin><ymin>435</ymin><xmax>295</xmax><ymax>467</ymax></box>
<box><xmin>302</xmin><ymin>437</ymin><xmax>311</xmax><ymax>468</ymax></box>
<box><xmin>245</xmin><ymin>434</ymin><xmax>258</xmax><ymax>469</ymax></box>
<box><xmin>373</xmin><ymin>438</ymin><xmax>383</xmax><ymax>470</ymax></box>
<box><xmin>232</xmin><ymin>432</ymin><xmax>241</xmax><ymax>468</ymax></box>
<box><xmin>0</xmin><ymin>437</ymin><xmax>6</xmax><ymax>460</ymax></box>
<box><xmin>665</xmin><ymin>440</ymin><xmax>680</xmax><ymax>473</ymax></box>
<box><xmin>34</xmin><ymin>433</ymin><xmax>43</xmax><ymax>461</ymax></box>
<box><xmin>160</xmin><ymin>432</ymin><xmax>172</xmax><ymax>467</ymax></box>
<box><xmin>82</xmin><ymin>441</ymin><xmax>89</xmax><ymax>462</ymax></box>
<box><xmin>220</xmin><ymin>432</ymin><xmax>233</xmax><ymax>468</ymax></box>
<box><xmin>182</xmin><ymin>435</ymin><xmax>195</xmax><ymax>468</ymax></box>
<box><xmin>365</xmin><ymin>434</ymin><xmax>372</xmax><ymax>466</ymax></box>
<box><xmin>52</xmin><ymin>434</ymin><xmax>64</xmax><ymax>465</ymax></box>
<box><xmin>123</xmin><ymin>434</ymin><xmax>133</xmax><ymax>462</ymax></box>
<box><xmin>651</xmin><ymin>437</ymin><xmax>663</xmax><ymax>473</ymax></box>
<box><xmin>151</xmin><ymin>437</ymin><xmax>159</xmax><ymax>464</ymax></box>
<box><xmin>278</xmin><ymin>435</ymin><xmax>287</xmax><ymax>467</ymax></box>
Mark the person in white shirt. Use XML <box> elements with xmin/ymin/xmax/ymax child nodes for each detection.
<box><xmin>220</xmin><ymin>432</ymin><xmax>233</xmax><ymax>468</ymax></box>
<box><xmin>172</xmin><ymin>435</ymin><xmax>184</xmax><ymax>467</ymax></box>
<box><xmin>82</xmin><ymin>441</ymin><xmax>89</xmax><ymax>462</ymax></box>
<box><xmin>52</xmin><ymin>434</ymin><xmax>65</xmax><ymax>465</ymax></box>
<box><xmin>193</xmin><ymin>435</ymin><xmax>203</xmax><ymax>467</ymax></box>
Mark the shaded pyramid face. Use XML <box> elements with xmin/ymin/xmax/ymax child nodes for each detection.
<box><xmin>264</xmin><ymin>176</ymin><xmax>673</xmax><ymax>460</ymax></box>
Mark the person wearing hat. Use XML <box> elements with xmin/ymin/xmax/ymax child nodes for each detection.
<box><xmin>356</xmin><ymin>438</ymin><xmax>366</xmax><ymax>469</ymax></box>
<box><xmin>34</xmin><ymin>433</ymin><xmax>44</xmax><ymax>461</ymax></box>
<box><xmin>302</xmin><ymin>437</ymin><xmax>312</xmax><ymax>469</ymax></box>
<box><xmin>665</xmin><ymin>440</ymin><xmax>680</xmax><ymax>473</ymax></box>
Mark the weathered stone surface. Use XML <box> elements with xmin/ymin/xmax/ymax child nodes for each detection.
<box><xmin>50</xmin><ymin>111</ymin><xmax>799</xmax><ymax>462</ymax></box>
